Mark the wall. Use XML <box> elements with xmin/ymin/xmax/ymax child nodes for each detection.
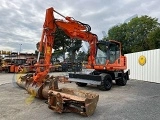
<box><xmin>125</xmin><ymin>49</ymin><xmax>160</xmax><ymax>83</ymax></box>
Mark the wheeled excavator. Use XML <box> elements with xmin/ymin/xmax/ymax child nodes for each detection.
<box><xmin>16</xmin><ymin>7</ymin><xmax>129</xmax><ymax>116</ymax></box>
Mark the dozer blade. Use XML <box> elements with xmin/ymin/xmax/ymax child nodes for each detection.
<box><xmin>48</xmin><ymin>88</ymin><xmax>99</xmax><ymax>116</ymax></box>
<box><xmin>16</xmin><ymin>74</ymin><xmax>99</xmax><ymax>116</ymax></box>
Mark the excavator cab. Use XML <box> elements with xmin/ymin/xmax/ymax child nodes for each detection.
<box><xmin>95</xmin><ymin>40</ymin><xmax>120</xmax><ymax>65</ymax></box>
<box><xmin>69</xmin><ymin>39</ymin><xmax>129</xmax><ymax>91</ymax></box>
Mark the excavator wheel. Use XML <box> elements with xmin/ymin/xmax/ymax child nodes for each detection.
<box><xmin>98</xmin><ymin>73</ymin><xmax>112</xmax><ymax>91</ymax></box>
<box><xmin>76</xmin><ymin>82</ymin><xmax>87</xmax><ymax>87</ymax></box>
<box><xmin>116</xmin><ymin>74</ymin><xmax>127</xmax><ymax>86</ymax></box>
<box><xmin>5</xmin><ymin>68</ymin><xmax>10</xmax><ymax>73</ymax></box>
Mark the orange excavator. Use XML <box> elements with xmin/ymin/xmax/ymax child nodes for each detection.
<box><xmin>16</xmin><ymin>7</ymin><xmax>129</xmax><ymax>116</ymax></box>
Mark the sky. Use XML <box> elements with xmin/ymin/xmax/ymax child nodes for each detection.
<box><xmin>0</xmin><ymin>0</ymin><xmax>160</xmax><ymax>53</ymax></box>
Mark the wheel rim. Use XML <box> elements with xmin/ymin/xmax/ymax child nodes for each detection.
<box><xmin>105</xmin><ymin>80</ymin><xmax>111</xmax><ymax>88</ymax></box>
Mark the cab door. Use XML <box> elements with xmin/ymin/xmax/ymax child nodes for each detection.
<box><xmin>109</xmin><ymin>43</ymin><xmax>120</xmax><ymax>64</ymax></box>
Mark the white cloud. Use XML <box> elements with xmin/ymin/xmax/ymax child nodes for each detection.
<box><xmin>0</xmin><ymin>0</ymin><xmax>160</xmax><ymax>54</ymax></box>
<box><xmin>0</xmin><ymin>45</ymin><xmax>15</xmax><ymax>51</ymax></box>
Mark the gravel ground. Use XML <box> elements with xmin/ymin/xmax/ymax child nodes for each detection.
<box><xmin>0</xmin><ymin>73</ymin><xmax>160</xmax><ymax>120</ymax></box>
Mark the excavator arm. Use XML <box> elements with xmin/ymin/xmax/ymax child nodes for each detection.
<box><xmin>34</xmin><ymin>7</ymin><xmax>98</xmax><ymax>84</ymax></box>
<box><xmin>33</xmin><ymin>8</ymin><xmax>56</xmax><ymax>84</ymax></box>
<box><xmin>16</xmin><ymin>7</ymin><xmax>99</xmax><ymax>117</ymax></box>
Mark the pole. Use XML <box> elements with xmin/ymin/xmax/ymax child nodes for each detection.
<box><xmin>19</xmin><ymin>44</ymin><xmax>22</xmax><ymax>59</ymax></box>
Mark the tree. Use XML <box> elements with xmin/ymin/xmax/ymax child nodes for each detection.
<box><xmin>108</xmin><ymin>23</ymin><xmax>128</xmax><ymax>53</ymax></box>
<box><xmin>54</xmin><ymin>28</ymin><xmax>82</xmax><ymax>61</ymax></box>
<box><xmin>147</xmin><ymin>27</ymin><xmax>160</xmax><ymax>49</ymax></box>
<box><xmin>126</xmin><ymin>15</ymin><xmax>159</xmax><ymax>52</ymax></box>
<box><xmin>77</xmin><ymin>51</ymin><xmax>88</xmax><ymax>62</ymax></box>
<box><xmin>35</xmin><ymin>42</ymin><xmax>44</xmax><ymax>56</ymax></box>
<box><xmin>54</xmin><ymin>28</ymin><xmax>71</xmax><ymax>61</ymax></box>
<box><xmin>35</xmin><ymin>28</ymin><xmax>83</xmax><ymax>62</ymax></box>
<box><xmin>52</xmin><ymin>50</ymin><xmax>64</xmax><ymax>62</ymax></box>
<box><xmin>107</xmin><ymin>15</ymin><xmax>160</xmax><ymax>53</ymax></box>
<box><xmin>67</xmin><ymin>39</ymin><xmax>82</xmax><ymax>62</ymax></box>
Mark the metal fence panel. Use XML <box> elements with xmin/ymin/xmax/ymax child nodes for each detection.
<box><xmin>125</xmin><ymin>49</ymin><xmax>160</xmax><ymax>83</ymax></box>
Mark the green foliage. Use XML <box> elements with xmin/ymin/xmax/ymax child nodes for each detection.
<box><xmin>53</xmin><ymin>28</ymin><xmax>82</xmax><ymax>61</ymax></box>
<box><xmin>35</xmin><ymin>28</ymin><xmax>83</xmax><ymax>62</ymax></box>
<box><xmin>67</xmin><ymin>39</ymin><xmax>82</xmax><ymax>53</ymax></box>
<box><xmin>107</xmin><ymin>15</ymin><xmax>160</xmax><ymax>53</ymax></box>
<box><xmin>108</xmin><ymin>23</ymin><xmax>128</xmax><ymax>53</ymax></box>
<box><xmin>53</xmin><ymin>28</ymin><xmax>71</xmax><ymax>60</ymax></box>
<box><xmin>52</xmin><ymin>50</ymin><xmax>64</xmax><ymax>61</ymax></box>
<box><xmin>35</xmin><ymin>43</ymin><xmax>44</xmax><ymax>56</ymax></box>
<box><xmin>54</xmin><ymin>28</ymin><xmax>71</xmax><ymax>51</ymax></box>
<box><xmin>67</xmin><ymin>39</ymin><xmax>82</xmax><ymax>62</ymax></box>
<box><xmin>77</xmin><ymin>51</ymin><xmax>88</xmax><ymax>62</ymax></box>
<box><xmin>147</xmin><ymin>27</ymin><xmax>160</xmax><ymax>49</ymax></box>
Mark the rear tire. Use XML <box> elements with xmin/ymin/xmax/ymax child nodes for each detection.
<box><xmin>116</xmin><ymin>74</ymin><xmax>127</xmax><ymax>86</ymax></box>
<box><xmin>98</xmin><ymin>74</ymin><xmax>112</xmax><ymax>91</ymax></box>
<box><xmin>76</xmin><ymin>82</ymin><xmax>87</xmax><ymax>87</ymax></box>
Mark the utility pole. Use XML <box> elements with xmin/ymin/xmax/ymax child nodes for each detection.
<box><xmin>19</xmin><ymin>44</ymin><xmax>22</xmax><ymax>58</ymax></box>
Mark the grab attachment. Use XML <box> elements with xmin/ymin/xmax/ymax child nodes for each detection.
<box><xmin>48</xmin><ymin>88</ymin><xmax>99</xmax><ymax>116</ymax></box>
<box><xmin>16</xmin><ymin>74</ymin><xmax>99</xmax><ymax>116</ymax></box>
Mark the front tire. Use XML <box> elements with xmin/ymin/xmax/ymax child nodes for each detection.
<box><xmin>98</xmin><ymin>74</ymin><xmax>112</xmax><ymax>91</ymax></box>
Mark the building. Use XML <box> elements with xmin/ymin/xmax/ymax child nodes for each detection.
<box><xmin>1</xmin><ymin>52</ymin><xmax>36</xmax><ymax>60</ymax></box>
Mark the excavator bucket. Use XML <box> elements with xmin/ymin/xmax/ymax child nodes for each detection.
<box><xmin>48</xmin><ymin>88</ymin><xmax>99</xmax><ymax>116</ymax></box>
<box><xmin>16</xmin><ymin>73</ymin><xmax>33</xmax><ymax>89</ymax></box>
<box><xmin>16</xmin><ymin>74</ymin><xmax>56</xmax><ymax>99</ymax></box>
<box><xmin>16</xmin><ymin>74</ymin><xmax>99</xmax><ymax>116</ymax></box>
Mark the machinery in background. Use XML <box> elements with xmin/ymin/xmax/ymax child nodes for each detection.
<box><xmin>0</xmin><ymin>58</ymin><xmax>37</xmax><ymax>73</ymax></box>
<box><xmin>1</xmin><ymin>58</ymin><xmax>26</xmax><ymax>73</ymax></box>
<box><xmin>61</xmin><ymin>61</ymin><xmax>82</xmax><ymax>72</ymax></box>
<box><xmin>52</xmin><ymin>61</ymin><xmax>63</xmax><ymax>72</ymax></box>
<box><xmin>0</xmin><ymin>57</ymin><xmax>56</xmax><ymax>73</ymax></box>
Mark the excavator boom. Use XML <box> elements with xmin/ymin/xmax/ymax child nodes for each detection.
<box><xmin>33</xmin><ymin>7</ymin><xmax>98</xmax><ymax>84</ymax></box>
<box><xmin>16</xmin><ymin>7</ymin><xmax>99</xmax><ymax>116</ymax></box>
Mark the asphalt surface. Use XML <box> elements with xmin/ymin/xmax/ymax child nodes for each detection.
<box><xmin>0</xmin><ymin>73</ymin><xmax>160</xmax><ymax>120</ymax></box>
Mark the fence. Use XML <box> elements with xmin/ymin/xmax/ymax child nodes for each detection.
<box><xmin>125</xmin><ymin>49</ymin><xmax>160</xmax><ymax>83</ymax></box>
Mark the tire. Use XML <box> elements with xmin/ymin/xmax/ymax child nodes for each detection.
<box><xmin>5</xmin><ymin>69</ymin><xmax>9</xmax><ymax>73</ymax></box>
<box><xmin>5</xmin><ymin>67</ymin><xmax>10</xmax><ymax>73</ymax></box>
<box><xmin>76</xmin><ymin>82</ymin><xmax>87</xmax><ymax>87</ymax></box>
<box><xmin>98</xmin><ymin>74</ymin><xmax>112</xmax><ymax>91</ymax></box>
<box><xmin>116</xmin><ymin>74</ymin><xmax>127</xmax><ymax>86</ymax></box>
